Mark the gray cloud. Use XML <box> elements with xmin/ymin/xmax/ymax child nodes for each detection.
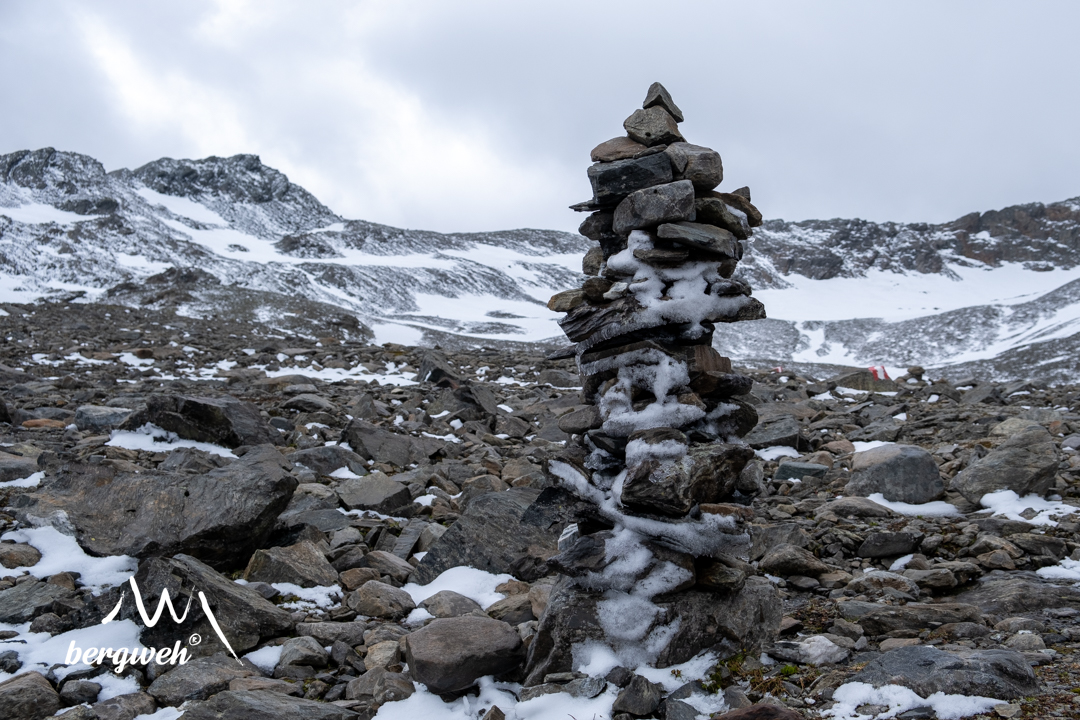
<box><xmin>1</xmin><ymin>0</ymin><xmax>1077</xmax><ymax>234</ymax></box>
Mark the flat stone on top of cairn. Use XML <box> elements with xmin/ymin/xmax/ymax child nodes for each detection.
<box><xmin>526</xmin><ymin>83</ymin><xmax>777</xmax><ymax>685</ymax></box>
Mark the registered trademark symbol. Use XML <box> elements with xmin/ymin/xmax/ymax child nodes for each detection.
<box><xmin>189</xmin><ymin>634</ymin><xmax>202</xmax><ymax>645</ymax></box>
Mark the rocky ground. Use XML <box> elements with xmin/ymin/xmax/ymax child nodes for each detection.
<box><xmin>2</xmin><ymin>299</ymin><xmax>1080</xmax><ymax>719</ymax></box>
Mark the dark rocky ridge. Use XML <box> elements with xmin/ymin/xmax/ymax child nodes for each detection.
<box><xmin>3</xmin><ymin>147</ymin><xmax>1080</xmax><ymax>381</ymax></box>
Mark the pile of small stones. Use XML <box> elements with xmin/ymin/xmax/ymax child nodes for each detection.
<box><xmin>528</xmin><ymin>82</ymin><xmax>781</xmax><ymax>685</ymax></box>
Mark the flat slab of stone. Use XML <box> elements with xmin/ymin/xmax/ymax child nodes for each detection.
<box><xmin>850</xmin><ymin>645</ymin><xmax>1037</xmax><ymax>700</ymax></box>
<box><xmin>182</xmin><ymin>690</ymin><xmax>360</xmax><ymax>719</ymax></box>
<box><xmin>587</xmin><ymin>153</ymin><xmax>672</xmax><ymax>205</ymax></box>
<box><xmin>612</xmin><ymin>180</ymin><xmax>695</xmax><ymax>235</ymax></box>
<box><xmin>148</xmin><ymin>653</ymin><xmax>259</xmax><ymax>706</ymax></box>
<box><xmin>336</xmin><ymin>473</ymin><xmax>412</xmax><ymax>514</ymax></box>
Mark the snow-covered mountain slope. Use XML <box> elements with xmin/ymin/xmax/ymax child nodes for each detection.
<box><xmin>2</xmin><ymin>147</ymin><xmax>1080</xmax><ymax>382</ymax></box>
<box><xmin>720</xmin><ymin>199</ymin><xmax>1080</xmax><ymax>383</ymax></box>
<box><xmin>0</xmin><ymin>149</ymin><xmax>587</xmax><ymax>348</ymax></box>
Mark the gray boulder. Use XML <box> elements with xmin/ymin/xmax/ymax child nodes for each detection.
<box><xmin>844</xmin><ymin>444</ymin><xmax>943</xmax><ymax>504</ymax></box>
<box><xmin>524</xmin><ymin>576</ymin><xmax>780</xmax><ymax>686</ymax></box>
<box><xmin>278</xmin><ymin>636</ymin><xmax>328</xmax><ymax>668</ymax></box>
<box><xmin>347</xmin><ymin>580</ymin><xmax>415</xmax><ymax>619</ymax></box>
<box><xmin>91</xmin><ymin>692</ymin><xmax>156</xmax><ymax>719</ymax></box>
<box><xmin>856</xmin><ymin>602</ymin><xmax>982</xmax><ymax>635</ymax></box>
<box><xmin>148</xmin><ymin>653</ymin><xmax>259</xmax><ymax>706</ymax></box>
<box><xmin>0</xmin><ymin>453</ymin><xmax>38</xmax><ymax>483</ymax></box>
<box><xmin>0</xmin><ymin>544</ymin><xmax>39</xmax><ymax>569</ymax></box>
<box><xmin>850</xmin><ymin>645</ymin><xmax>1037</xmax><ymax>700</ymax></box>
<box><xmin>759</xmin><ymin>544</ymin><xmax>830</xmax><ymax>577</ymax></box>
<box><xmin>744</xmin><ymin>417</ymin><xmax>807</xmax><ymax>451</ymax></box>
<box><xmin>612</xmin><ymin>180</ymin><xmax>696</xmax><ymax>235</ymax></box>
<box><xmin>0</xmin><ymin>671</ymin><xmax>59</xmax><ymax>720</ymax></box>
<box><xmin>74</xmin><ymin>405</ymin><xmax>132</xmax><ymax>432</ymax></box>
<box><xmin>656</xmin><ymin>221</ymin><xmax>738</xmax><ymax>257</ymax></box>
<box><xmin>124</xmin><ymin>394</ymin><xmax>281</xmax><ymax>447</ymax></box>
<box><xmin>289</xmin><ymin>445</ymin><xmax>368</xmax><ymax>476</ymax></box>
<box><xmin>664</xmin><ymin>143</ymin><xmax>723</xmax><ymax>190</ymax></box>
<box><xmin>421</xmin><ymin>590</ymin><xmax>484</xmax><ymax>618</ymax></box>
<box><xmin>340</xmin><ymin>420</ymin><xmax>441</xmax><ymax>468</ymax></box>
<box><xmin>182</xmin><ymin>690</ymin><xmax>359</xmax><ymax>719</ymax></box>
<box><xmin>0</xmin><ymin>579</ymin><xmax>74</xmax><ymax>623</ymax></box>
<box><xmin>623</xmin><ymin>106</ymin><xmax>684</xmax><ymax>146</ymax></box>
<box><xmin>952</xmin><ymin>425</ymin><xmax>1059</xmax><ymax>503</ymax></box>
<box><xmin>336</xmin><ymin>472</ymin><xmax>412</xmax><ymax>514</ymax></box>
<box><xmin>11</xmin><ymin>445</ymin><xmax>296</xmax><ymax>566</ymax></box>
<box><xmin>296</xmin><ymin>621</ymin><xmax>368</xmax><ymax>647</ymax></box>
<box><xmin>130</xmin><ymin>554</ymin><xmax>295</xmax><ymax>658</ymax></box>
<box><xmin>243</xmin><ymin>541</ymin><xmax>339</xmax><ymax>588</ymax></box>
<box><xmin>404</xmin><ymin>616</ymin><xmax>524</xmax><ymax>694</ymax></box>
<box><xmin>587</xmin><ymin>153</ymin><xmax>672</xmax><ymax>205</ymax></box>
<box><xmin>411</xmin><ymin>487</ymin><xmax>565</xmax><ymax>584</ymax></box>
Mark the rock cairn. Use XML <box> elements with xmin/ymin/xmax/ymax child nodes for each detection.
<box><xmin>526</xmin><ymin>84</ymin><xmax>778</xmax><ymax>682</ymax></box>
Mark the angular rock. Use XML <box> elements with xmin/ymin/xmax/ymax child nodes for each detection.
<box><xmin>844</xmin><ymin>444</ymin><xmax>943</xmax><ymax>504</ymax></box>
<box><xmin>642</xmin><ymin>81</ymin><xmax>684</xmax><ymax>122</ymax></box>
<box><xmin>624</xmin><ymin>106</ymin><xmax>684</xmax><ymax>146</ymax></box>
<box><xmin>420</xmin><ymin>590</ymin><xmax>484</xmax><ymax>618</ymax></box>
<box><xmin>354</xmin><ymin>549</ymin><xmax>415</xmax><ymax>584</ymax></box>
<box><xmin>0</xmin><ymin>671</ymin><xmax>59</xmax><ymax>720</ymax></box>
<box><xmin>278</xmin><ymin>636</ymin><xmax>328</xmax><ymax>668</ymax></box>
<box><xmin>0</xmin><ymin>579</ymin><xmax>73</xmax><ymax>623</ymax></box>
<box><xmin>612</xmin><ymin>180</ymin><xmax>696</xmax><ymax>235</ymax></box>
<box><xmin>664</xmin><ymin>143</ymin><xmax>722</xmax><ymax>190</ymax></box>
<box><xmin>281</xmin><ymin>393</ymin><xmax>337</xmax><ymax>414</ymax></box>
<box><xmin>773</xmin><ymin>461</ymin><xmax>829</xmax><ymax>483</ymax></box>
<box><xmin>11</xmin><ymin>446</ymin><xmax>296</xmax><ymax>566</ymax></box>
<box><xmin>952</xmin><ymin>425</ymin><xmax>1059</xmax><ymax>503</ymax></box>
<box><xmin>656</xmin><ymin>221</ymin><xmax>737</xmax><ymax>257</ymax></box>
<box><xmin>858</xmin><ymin>532</ymin><xmax>919</xmax><ymax>558</ymax></box>
<box><xmin>347</xmin><ymin>580</ymin><xmax>415</xmax><ymax>619</ymax></box>
<box><xmin>182</xmin><ymin>690</ymin><xmax>360</xmax><ymax>720</ymax></box>
<box><xmin>850</xmin><ymin>645</ymin><xmax>1037</xmax><ymax>700</ymax></box>
<box><xmin>288</xmin><ymin>445</ymin><xmax>368</xmax><ymax>477</ymax></box>
<box><xmin>243</xmin><ymin>541</ymin><xmax>339</xmax><ymax>588</ymax></box>
<box><xmin>148</xmin><ymin>653</ymin><xmax>259</xmax><ymax>706</ymax></box>
<box><xmin>0</xmin><ymin>453</ymin><xmax>38</xmax><ymax>483</ymax></box>
<box><xmin>404</xmin><ymin>616</ymin><xmax>524</xmax><ymax>694</ymax></box>
<box><xmin>336</xmin><ymin>472</ymin><xmax>412</xmax><ymax>514</ymax></box>
<box><xmin>74</xmin><ymin>405</ymin><xmax>132</xmax><ymax>432</ymax></box>
<box><xmin>340</xmin><ymin>419</ymin><xmax>440</xmax><ymax>468</ymax></box>
<box><xmin>588</xmin><ymin>153</ymin><xmax>673</xmax><ymax>205</ymax></box>
<box><xmin>694</xmin><ymin>197</ymin><xmax>750</xmax><ymax>240</ymax></box>
<box><xmin>744</xmin><ymin>417</ymin><xmax>806</xmax><ymax>450</ymax></box>
<box><xmin>345</xmin><ymin>667</ymin><xmax>414</xmax><ymax>704</ymax></box>
<box><xmin>815</xmin><ymin>496</ymin><xmax>895</xmax><ymax>519</ymax></box>
<box><xmin>759</xmin><ymin>543</ymin><xmax>830</xmax><ymax>577</ymax></box>
<box><xmin>612</xmin><ymin>675</ymin><xmax>663</xmax><ymax>715</ymax></box>
<box><xmin>125</xmin><ymin>394</ymin><xmax>281</xmax><ymax>447</ymax></box>
<box><xmin>130</xmin><ymin>554</ymin><xmax>295</xmax><ymax>658</ymax></box>
<box><xmin>411</xmin><ymin>487</ymin><xmax>565</xmax><ymax>584</ymax></box>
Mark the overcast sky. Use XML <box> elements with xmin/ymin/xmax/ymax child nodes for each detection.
<box><xmin>1</xmin><ymin>1</ymin><xmax>1077</xmax><ymax>234</ymax></box>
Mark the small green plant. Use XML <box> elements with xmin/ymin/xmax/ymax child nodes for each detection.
<box><xmin>780</xmin><ymin>665</ymin><xmax>798</xmax><ymax>677</ymax></box>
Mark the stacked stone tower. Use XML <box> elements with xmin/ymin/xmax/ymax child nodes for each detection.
<box><xmin>525</xmin><ymin>83</ymin><xmax>778</xmax><ymax>683</ymax></box>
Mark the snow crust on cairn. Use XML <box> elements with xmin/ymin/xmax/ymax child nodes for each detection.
<box><xmin>537</xmin><ymin>82</ymin><xmax>774</xmax><ymax>673</ymax></box>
